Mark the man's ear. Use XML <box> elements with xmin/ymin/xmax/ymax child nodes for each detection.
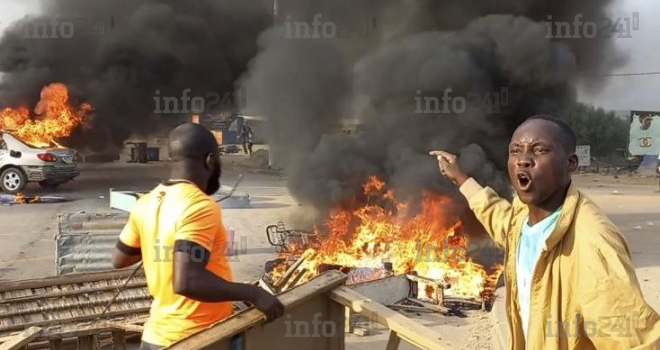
<box><xmin>204</xmin><ymin>152</ymin><xmax>214</xmax><ymax>170</ymax></box>
<box><xmin>568</xmin><ymin>153</ymin><xmax>579</xmax><ymax>173</ymax></box>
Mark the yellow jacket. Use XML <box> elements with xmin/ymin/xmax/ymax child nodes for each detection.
<box><xmin>460</xmin><ymin>178</ymin><xmax>660</xmax><ymax>350</ymax></box>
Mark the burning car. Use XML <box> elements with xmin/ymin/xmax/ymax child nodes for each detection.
<box><xmin>0</xmin><ymin>131</ymin><xmax>80</xmax><ymax>193</ymax></box>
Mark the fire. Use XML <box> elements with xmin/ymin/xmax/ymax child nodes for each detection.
<box><xmin>277</xmin><ymin>176</ymin><xmax>503</xmax><ymax>300</ymax></box>
<box><xmin>0</xmin><ymin>83</ymin><xmax>92</xmax><ymax>147</ymax></box>
<box><xmin>14</xmin><ymin>193</ymin><xmax>40</xmax><ymax>204</ymax></box>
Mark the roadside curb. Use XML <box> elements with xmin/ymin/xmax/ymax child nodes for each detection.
<box><xmin>490</xmin><ymin>286</ymin><xmax>508</xmax><ymax>350</ymax></box>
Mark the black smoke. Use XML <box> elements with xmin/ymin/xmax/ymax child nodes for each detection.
<box><xmin>0</xmin><ymin>0</ymin><xmax>273</xmax><ymax>151</ymax></box>
<box><xmin>238</xmin><ymin>0</ymin><xmax>624</xmax><ymax>215</ymax></box>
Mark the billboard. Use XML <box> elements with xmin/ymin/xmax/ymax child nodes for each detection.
<box><xmin>629</xmin><ymin>110</ymin><xmax>660</xmax><ymax>156</ymax></box>
<box><xmin>576</xmin><ymin>145</ymin><xmax>590</xmax><ymax>166</ymax></box>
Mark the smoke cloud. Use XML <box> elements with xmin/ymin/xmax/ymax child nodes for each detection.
<box><xmin>0</xmin><ymin>0</ymin><xmax>626</xmax><ymax>217</ymax></box>
<box><xmin>238</xmin><ymin>0</ymin><xmax>624</xmax><ymax>214</ymax></box>
<box><xmin>0</xmin><ymin>0</ymin><xmax>272</xmax><ymax>151</ymax></box>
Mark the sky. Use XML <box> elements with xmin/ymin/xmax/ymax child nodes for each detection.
<box><xmin>0</xmin><ymin>0</ymin><xmax>658</xmax><ymax>112</ymax></box>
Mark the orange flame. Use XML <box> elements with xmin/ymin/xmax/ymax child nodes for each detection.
<box><xmin>0</xmin><ymin>83</ymin><xmax>92</xmax><ymax>147</ymax></box>
<box><xmin>277</xmin><ymin>176</ymin><xmax>503</xmax><ymax>300</ymax></box>
<box><xmin>14</xmin><ymin>193</ymin><xmax>40</xmax><ymax>204</ymax></box>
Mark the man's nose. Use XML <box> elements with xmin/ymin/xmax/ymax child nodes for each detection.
<box><xmin>516</xmin><ymin>153</ymin><xmax>533</xmax><ymax>167</ymax></box>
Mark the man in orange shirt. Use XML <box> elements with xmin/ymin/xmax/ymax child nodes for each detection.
<box><xmin>112</xmin><ymin>123</ymin><xmax>283</xmax><ymax>350</ymax></box>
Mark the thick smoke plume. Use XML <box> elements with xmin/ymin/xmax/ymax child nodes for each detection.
<box><xmin>0</xmin><ymin>0</ymin><xmax>272</xmax><ymax>151</ymax></box>
<box><xmin>239</xmin><ymin>0</ymin><xmax>625</xmax><ymax>215</ymax></box>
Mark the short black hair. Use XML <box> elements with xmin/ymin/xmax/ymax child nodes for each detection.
<box><xmin>522</xmin><ymin>115</ymin><xmax>577</xmax><ymax>153</ymax></box>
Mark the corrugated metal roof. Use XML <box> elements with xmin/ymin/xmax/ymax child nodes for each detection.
<box><xmin>56</xmin><ymin>213</ymin><xmax>129</xmax><ymax>276</ymax></box>
<box><xmin>55</xmin><ymin>210</ymin><xmax>246</xmax><ymax>275</ymax></box>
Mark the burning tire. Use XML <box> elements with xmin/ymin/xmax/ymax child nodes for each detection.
<box><xmin>0</xmin><ymin>167</ymin><xmax>27</xmax><ymax>194</ymax></box>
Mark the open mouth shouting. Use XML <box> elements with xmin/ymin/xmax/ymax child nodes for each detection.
<box><xmin>516</xmin><ymin>171</ymin><xmax>532</xmax><ymax>191</ymax></box>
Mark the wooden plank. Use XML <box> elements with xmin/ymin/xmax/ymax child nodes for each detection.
<box><xmin>0</xmin><ymin>327</ymin><xmax>42</xmax><ymax>350</ymax></box>
<box><xmin>0</xmin><ymin>308</ymin><xmax>151</xmax><ymax>335</ymax></box>
<box><xmin>281</xmin><ymin>268</ymin><xmax>308</xmax><ymax>292</ymax></box>
<box><xmin>106</xmin><ymin>322</ymin><xmax>143</xmax><ymax>334</ymax></box>
<box><xmin>274</xmin><ymin>254</ymin><xmax>308</xmax><ymax>289</ymax></box>
<box><xmin>27</xmin><ymin>331</ymin><xmax>140</xmax><ymax>350</ymax></box>
<box><xmin>244</xmin><ymin>295</ymin><xmax>337</xmax><ymax>350</ymax></box>
<box><xmin>257</xmin><ymin>278</ymin><xmax>276</xmax><ymax>295</ymax></box>
<box><xmin>406</xmin><ymin>298</ymin><xmax>451</xmax><ymax>315</ymax></box>
<box><xmin>348</xmin><ymin>275</ymin><xmax>409</xmax><ymax>306</ymax></box>
<box><xmin>111</xmin><ymin>331</ymin><xmax>126</xmax><ymax>350</ymax></box>
<box><xmin>387</xmin><ymin>305</ymin><xmax>435</xmax><ymax>313</ymax></box>
<box><xmin>0</xmin><ymin>282</ymin><xmax>147</xmax><ymax>305</ymax></box>
<box><xmin>330</xmin><ymin>286</ymin><xmax>450</xmax><ymax>350</ymax></box>
<box><xmin>48</xmin><ymin>339</ymin><xmax>63</xmax><ymax>350</ymax></box>
<box><xmin>77</xmin><ymin>335</ymin><xmax>95</xmax><ymax>350</ymax></box>
<box><xmin>0</xmin><ymin>294</ymin><xmax>151</xmax><ymax>319</ymax></box>
<box><xmin>327</xmin><ymin>300</ymin><xmax>345</xmax><ymax>350</ymax></box>
<box><xmin>0</xmin><ymin>269</ymin><xmax>145</xmax><ymax>293</ymax></box>
<box><xmin>385</xmin><ymin>331</ymin><xmax>401</xmax><ymax>350</ymax></box>
<box><xmin>165</xmin><ymin>270</ymin><xmax>348</xmax><ymax>350</ymax></box>
<box><xmin>0</xmin><ymin>334</ymin><xmax>23</xmax><ymax>344</ymax></box>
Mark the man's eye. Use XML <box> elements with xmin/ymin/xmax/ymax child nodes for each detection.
<box><xmin>510</xmin><ymin>148</ymin><xmax>521</xmax><ymax>154</ymax></box>
<box><xmin>534</xmin><ymin>148</ymin><xmax>548</xmax><ymax>154</ymax></box>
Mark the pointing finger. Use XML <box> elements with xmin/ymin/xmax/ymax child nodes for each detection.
<box><xmin>429</xmin><ymin>150</ymin><xmax>454</xmax><ymax>158</ymax></box>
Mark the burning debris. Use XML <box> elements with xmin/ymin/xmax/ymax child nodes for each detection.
<box><xmin>0</xmin><ymin>83</ymin><xmax>92</xmax><ymax>148</ymax></box>
<box><xmin>0</xmin><ymin>193</ymin><xmax>67</xmax><ymax>205</ymax></box>
<box><xmin>263</xmin><ymin>176</ymin><xmax>503</xmax><ymax>307</ymax></box>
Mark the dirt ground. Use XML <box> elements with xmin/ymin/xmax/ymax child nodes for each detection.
<box><xmin>0</xmin><ymin>160</ymin><xmax>658</xmax><ymax>350</ymax></box>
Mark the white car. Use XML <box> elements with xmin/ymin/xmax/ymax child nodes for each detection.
<box><xmin>0</xmin><ymin>131</ymin><xmax>80</xmax><ymax>193</ymax></box>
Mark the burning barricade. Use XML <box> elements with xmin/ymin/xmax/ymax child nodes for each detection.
<box><xmin>261</xmin><ymin>176</ymin><xmax>503</xmax><ymax>313</ymax></box>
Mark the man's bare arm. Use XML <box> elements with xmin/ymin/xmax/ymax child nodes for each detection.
<box><xmin>112</xmin><ymin>240</ymin><xmax>142</xmax><ymax>268</ymax></box>
<box><xmin>172</xmin><ymin>240</ymin><xmax>284</xmax><ymax>322</ymax></box>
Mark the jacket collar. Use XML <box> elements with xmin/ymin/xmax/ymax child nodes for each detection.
<box><xmin>511</xmin><ymin>181</ymin><xmax>580</xmax><ymax>252</ymax></box>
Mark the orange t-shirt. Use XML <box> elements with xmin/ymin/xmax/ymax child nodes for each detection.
<box><xmin>119</xmin><ymin>182</ymin><xmax>234</xmax><ymax>347</ymax></box>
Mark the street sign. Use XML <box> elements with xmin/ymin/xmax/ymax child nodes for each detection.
<box><xmin>576</xmin><ymin>145</ymin><xmax>590</xmax><ymax>166</ymax></box>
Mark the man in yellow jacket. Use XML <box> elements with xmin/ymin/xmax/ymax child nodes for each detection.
<box><xmin>431</xmin><ymin>115</ymin><xmax>660</xmax><ymax>350</ymax></box>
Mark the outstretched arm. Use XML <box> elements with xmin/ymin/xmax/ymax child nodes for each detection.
<box><xmin>430</xmin><ymin>150</ymin><xmax>513</xmax><ymax>247</ymax></box>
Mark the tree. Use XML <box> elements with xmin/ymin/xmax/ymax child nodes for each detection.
<box><xmin>564</xmin><ymin>102</ymin><xmax>628</xmax><ymax>158</ymax></box>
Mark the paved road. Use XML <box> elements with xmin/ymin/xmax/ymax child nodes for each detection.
<box><xmin>0</xmin><ymin>161</ymin><xmax>296</xmax><ymax>282</ymax></box>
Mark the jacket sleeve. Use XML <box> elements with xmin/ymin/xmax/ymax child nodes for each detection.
<box><xmin>577</xmin><ymin>224</ymin><xmax>660</xmax><ymax>349</ymax></box>
<box><xmin>458</xmin><ymin>177</ymin><xmax>513</xmax><ymax>248</ymax></box>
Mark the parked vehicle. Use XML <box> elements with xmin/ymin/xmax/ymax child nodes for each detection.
<box><xmin>0</xmin><ymin>131</ymin><xmax>80</xmax><ymax>193</ymax></box>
